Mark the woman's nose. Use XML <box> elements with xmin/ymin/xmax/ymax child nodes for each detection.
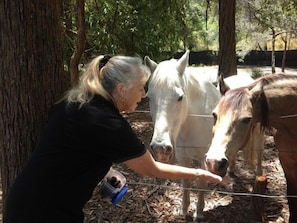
<box><xmin>141</xmin><ymin>89</ymin><xmax>146</xmax><ymax>98</ymax></box>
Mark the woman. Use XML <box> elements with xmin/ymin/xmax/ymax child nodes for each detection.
<box><xmin>4</xmin><ymin>55</ymin><xmax>227</xmax><ymax>223</ymax></box>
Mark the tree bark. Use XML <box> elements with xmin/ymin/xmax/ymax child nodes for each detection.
<box><xmin>281</xmin><ymin>34</ymin><xmax>288</xmax><ymax>73</ymax></box>
<box><xmin>0</xmin><ymin>0</ymin><xmax>66</xmax><ymax>212</ymax></box>
<box><xmin>271</xmin><ymin>28</ymin><xmax>276</xmax><ymax>73</ymax></box>
<box><xmin>218</xmin><ymin>0</ymin><xmax>237</xmax><ymax>78</ymax></box>
<box><xmin>70</xmin><ymin>0</ymin><xmax>86</xmax><ymax>87</ymax></box>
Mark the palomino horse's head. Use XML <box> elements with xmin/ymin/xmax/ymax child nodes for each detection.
<box><xmin>205</xmin><ymin>88</ymin><xmax>254</xmax><ymax>176</ymax></box>
<box><xmin>205</xmin><ymin>78</ymin><xmax>269</xmax><ymax>177</ymax></box>
<box><xmin>144</xmin><ymin>51</ymin><xmax>190</xmax><ymax>163</ymax></box>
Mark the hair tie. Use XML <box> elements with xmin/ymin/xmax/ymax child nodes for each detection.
<box><xmin>99</xmin><ymin>54</ymin><xmax>112</xmax><ymax>70</ymax></box>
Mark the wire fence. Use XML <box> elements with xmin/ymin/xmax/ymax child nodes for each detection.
<box><xmin>127</xmin><ymin>180</ymin><xmax>297</xmax><ymax>199</ymax></box>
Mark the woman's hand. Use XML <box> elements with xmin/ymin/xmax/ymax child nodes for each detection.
<box><xmin>196</xmin><ymin>169</ymin><xmax>231</xmax><ymax>184</ymax></box>
<box><xmin>124</xmin><ymin>150</ymin><xmax>231</xmax><ymax>184</ymax></box>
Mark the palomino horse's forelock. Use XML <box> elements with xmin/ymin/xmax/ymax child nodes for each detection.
<box><xmin>218</xmin><ymin>83</ymin><xmax>270</xmax><ymax>131</ymax></box>
<box><xmin>217</xmin><ymin>88</ymin><xmax>250</xmax><ymax>116</ymax></box>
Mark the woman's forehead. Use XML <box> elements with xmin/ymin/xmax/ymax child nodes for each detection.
<box><xmin>128</xmin><ymin>75</ymin><xmax>146</xmax><ymax>87</ymax></box>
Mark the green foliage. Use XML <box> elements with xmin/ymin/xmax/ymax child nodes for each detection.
<box><xmin>62</xmin><ymin>0</ymin><xmax>297</xmax><ymax>68</ymax></box>
<box><xmin>236</xmin><ymin>0</ymin><xmax>297</xmax><ymax>50</ymax></box>
<box><xmin>186</xmin><ymin>0</ymin><xmax>219</xmax><ymax>51</ymax></box>
<box><xmin>79</xmin><ymin>0</ymin><xmax>191</xmax><ymax>61</ymax></box>
<box><xmin>251</xmin><ymin>67</ymin><xmax>263</xmax><ymax>79</ymax></box>
<box><xmin>62</xmin><ymin>0</ymin><xmax>221</xmax><ymax>65</ymax></box>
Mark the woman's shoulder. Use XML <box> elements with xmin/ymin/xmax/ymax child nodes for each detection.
<box><xmin>81</xmin><ymin>96</ymin><xmax>123</xmax><ymax>121</ymax></box>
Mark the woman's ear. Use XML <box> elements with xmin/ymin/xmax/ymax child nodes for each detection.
<box><xmin>115</xmin><ymin>83</ymin><xmax>126</xmax><ymax>98</ymax></box>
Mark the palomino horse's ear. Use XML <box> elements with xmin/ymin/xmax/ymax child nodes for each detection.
<box><xmin>144</xmin><ymin>56</ymin><xmax>158</xmax><ymax>73</ymax></box>
<box><xmin>176</xmin><ymin>50</ymin><xmax>189</xmax><ymax>75</ymax></box>
<box><xmin>218</xmin><ymin>73</ymin><xmax>230</xmax><ymax>95</ymax></box>
<box><xmin>249</xmin><ymin>81</ymin><xmax>269</xmax><ymax>129</ymax></box>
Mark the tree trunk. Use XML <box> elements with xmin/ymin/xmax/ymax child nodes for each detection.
<box><xmin>70</xmin><ymin>0</ymin><xmax>86</xmax><ymax>87</ymax></box>
<box><xmin>0</xmin><ymin>0</ymin><xmax>66</xmax><ymax>212</ymax></box>
<box><xmin>271</xmin><ymin>28</ymin><xmax>276</xmax><ymax>73</ymax></box>
<box><xmin>281</xmin><ymin>33</ymin><xmax>288</xmax><ymax>73</ymax></box>
<box><xmin>218</xmin><ymin>0</ymin><xmax>237</xmax><ymax>78</ymax></box>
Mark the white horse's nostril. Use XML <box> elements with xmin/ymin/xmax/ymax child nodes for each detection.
<box><xmin>165</xmin><ymin>146</ymin><xmax>172</xmax><ymax>153</ymax></box>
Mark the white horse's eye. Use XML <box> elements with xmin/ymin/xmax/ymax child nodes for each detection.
<box><xmin>175</xmin><ymin>87</ymin><xmax>184</xmax><ymax>102</ymax></box>
<box><xmin>212</xmin><ymin>112</ymin><xmax>218</xmax><ymax>124</ymax></box>
<box><xmin>177</xmin><ymin>95</ymin><xmax>183</xmax><ymax>101</ymax></box>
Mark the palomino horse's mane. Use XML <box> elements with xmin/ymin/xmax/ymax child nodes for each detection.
<box><xmin>248</xmin><ymin>73</ymin><xmax>297</xmax><ymax>91</ymax></box>
<box><xmin>219</xmin><ymin>73</ymin><xmax>297</xmax><ymax>129</ymax></box>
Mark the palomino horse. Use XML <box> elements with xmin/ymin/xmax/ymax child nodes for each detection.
<box><xmin>144</xmin><ymin>51</ymin><xmax>221</xmax><ymax>218</ymax></box>
<box><xmin>205</xmin><ymin>73</ymin><xmax>297</xmax><ymax>223</ymax></box>
<box><xmin>217</xmin><ymin>74</ymin><xmax>264</xmax><ymax>176</ymax></box>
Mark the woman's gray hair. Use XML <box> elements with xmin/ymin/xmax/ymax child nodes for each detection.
<box><xmin>65</xmin><ymin>55</ymin><xmax>151</xmax><ymax>106</ymax></box>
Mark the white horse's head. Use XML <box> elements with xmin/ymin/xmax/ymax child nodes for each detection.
<box><xmin>144</xmin><ymin>51</ymin><xmax>190</xmax><ymax>163</ymax></box>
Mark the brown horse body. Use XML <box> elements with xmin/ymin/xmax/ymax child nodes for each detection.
<box><xmin>205</xmin><ymin>73</ymin><xmax>297</xmax><ymax>222</ymax></box>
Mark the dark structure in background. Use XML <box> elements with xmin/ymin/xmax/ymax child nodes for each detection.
<box><xmin>243</xmin><ymin>50</ymin><xmax>297</xmax><ymax>67</ymax></box>
<box><xmin>173</xmin><ymin>50</ymin><xmax>297</xmax><ymax>67</ymax></box>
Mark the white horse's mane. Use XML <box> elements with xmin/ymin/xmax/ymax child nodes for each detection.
<box><xmin>149</xmin><ymin>59</ymin><xmax>183</xmax><ymax>88</ymax></box>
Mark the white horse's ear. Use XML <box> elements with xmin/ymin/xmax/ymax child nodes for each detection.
<box><xmin>144</xmin><ymin>56</ymin><xmax>158</xmax><ymax>73</ymax></box>
<box><xmin>176</xmin><ymin>50</ymin><xmax>189</xmax><ymax>75</ymax></box>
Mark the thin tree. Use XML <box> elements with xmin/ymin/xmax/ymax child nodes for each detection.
<box><xmin>218</xmin><ymin>0</ymin><xmax>237</xmax><ymax>78</ymax></box>
<box><xmin>70</xmin><ymin>0</ymin><xmax>86</xmax><ymax>87</ymax></box>
<box><xmin>0</xmin><ymin>0</ymin><xmax>66</xmax><ymax>212</ymax></box>
<box><xmin>245</xmin><ymin>0</ymin><xmax>297</xmax><ymax>73</ymax></box>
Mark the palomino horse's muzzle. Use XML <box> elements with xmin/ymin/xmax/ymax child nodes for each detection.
<box><xmin>205</xmin><ymin>157</ymin><xmax>229</xmax><ymax>177</ymax></box>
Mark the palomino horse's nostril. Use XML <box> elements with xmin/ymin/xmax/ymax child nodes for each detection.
<box><xmin>218</xmin><ymin>158</ymin><xmax>229</xmax><ymax>171</ymax></box>
<box><xmin>205</xmin><ymin>158</ymin><xmax>229</xmax><ymax>177</ymax></box>
<box><xmin>205</xmin><ymin>158</ymin><xmax>215</xmax><ymax>171</ymax></box>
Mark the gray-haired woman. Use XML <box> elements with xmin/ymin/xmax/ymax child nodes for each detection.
<box><xmin>4</xmin><ymin>55</ymin><xmax>227</xmax><ymax>223</ymax></box>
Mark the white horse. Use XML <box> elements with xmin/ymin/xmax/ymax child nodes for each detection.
<box><xmin>217</xmin><ymin>74</ymin><xmax>264</xmax><ymax>176</ymax></box>
<box><xmin>144</xmin><ymin>51</ymin><xmax>221</xmax><ymax>218</ymax></box>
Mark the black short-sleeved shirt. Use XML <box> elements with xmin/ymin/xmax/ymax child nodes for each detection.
<box><xmin>4</xmin><ymin>95</ymin><xmax>146</xmax><ymax>223</ymax></box>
